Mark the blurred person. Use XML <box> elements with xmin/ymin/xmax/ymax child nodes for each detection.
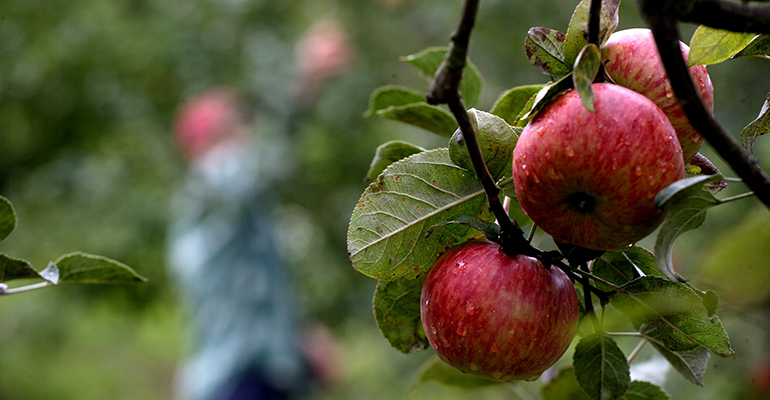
<box><xmin>168</xmin><ymin>19</ymin><xmax>352</xmax><ymax>400</ymax></box>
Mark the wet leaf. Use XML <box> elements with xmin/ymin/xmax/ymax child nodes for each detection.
<box><xmin>375</xmin><ymin>103</ymin><xmax>458</xmax><ymax>137</ymax></box>
<box><xmin>448</xmin><ymin>109</ymin><xmax>519</xmax><ymax>181</ymax></box>
<box><xmin>525</xmin><ymin>27</ymin><xmax>570</xmax><ymax>79</ymax></box>
<box><xmin>641</xmin><ymin>325</ymin><xmax>710</xmax><ymax>386</ymax></box>
<box><xmin>591</xmin><ymin>246</ymin><xmax>662</xmax><ymax>291</ymax></box>
<box><xmin>490</xmin><ymin>84</ymin><xmax>546</xmax><ymax>125</ymax></box>
<box><xmin>564</xmin><ymin>0</ymin><xmax>621</xmax><ymax>68</ymax></box>
<box><xmin>573</xmin><ymin>44</ymin><xmax>601</xmax><ymax>112</ymax></box>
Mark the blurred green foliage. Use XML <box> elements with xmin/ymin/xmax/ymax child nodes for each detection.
<box><xmin>0</xmin><ymin>0</ymin><xmax>769</xmax><ymax>399</ymax></box>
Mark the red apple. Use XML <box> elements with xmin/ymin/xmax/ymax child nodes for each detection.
<box><xmin>602</xmin><ymin>28</ymin><xmax>714</xmax><ymax>163</ymax></box>
<box><xmin>420</xmin><ymin>240</ymin><xmax>579</xmax><ymax>382</ymax></box>
<box><xmin>512</xmin><ymin>83</ymin><xmax>685</xmax><ymax>251</ymax></box>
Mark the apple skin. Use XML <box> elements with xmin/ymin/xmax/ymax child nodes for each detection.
<box><xmin>512</xmin><ymin>83</ymin><xmax>685</xmax><ymax>251</ymax></box>
<box><xmin>420</xmin><ymin>240</ymin><xmax>579</xmax><ymax>382</ymax></box>
<box><xmin>602</xmin><ymin>28</ymin><xmax>714</xmax><ymax>164</ymax></box>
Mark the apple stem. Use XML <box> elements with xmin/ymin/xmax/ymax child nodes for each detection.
<box><xmin>639</xmin><ymin>0</ymin><xmax>770</xmax><ymax>209</ymax></box>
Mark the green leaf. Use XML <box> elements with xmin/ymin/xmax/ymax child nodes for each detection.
<box><xmin>525</xmin><ymin>27</ymin><xmax>571</xmax><ymax>80</ymax></box>
<box><xmin>365</xmin><ymin>85</ymin><xmax>428</xmax><ymax>117</ymax></box>
<box><xmin>490</xmin><ymin>84</ymin><xmax>546</xmax><ymax>125</ymax></box>
<box><xmin>734</xmin><ymin>34</ymin><xmax>770</xmax><ymax>59</ymax></box>
<box><xmin>365</xmin><ymin>140</ymin><xmax>426</xmax><ymax>182</ymax></box>
<box><xmin>427</xmin><ymin>214</ymin><xmax>501</xmax><ymax>242</ymax></box>
<box><xmin>376</xmin><ymin>103</ymin><xmax>458</xmax><ymax>137</ymax></box>
<box><xmin>687</xmin><ymin>26</ymin><xmax>756</xmax><ymax>67</ymax></box>
<box><xmin>54</xmin><ymin>252</ymin><xmax>147</xmax><ymax>283</ymax></box>
<box><xmin>641</xmin><ymin>325</ymin><xmax>710</xmax><ymax>386</ymax></box>
<box><xmin>573</xmin><ymin>332</ymin><xmax>630</xmax><ymax>400</ymax></box>
<box><xmin>448</xmin><ymin>109</ymin><xmax>520</xmax><ymax>181</ymax></box>
<box><xmin>401</xmin><ymin>47</ymin><xmax>484</xmax><ymax>108</ymax></box>
<box><xmin>612</xmin><ymin>276</ymin><xmax>734</xmax><ymax>356</ymax></box>
<box><xmin>654</xmin><ymin>175</ymin><xmax>724</xmax><ymax>281</ymax></box>
<box><xmin>0</xmin><ymin>196</ymin><xmax>16</xmax><ymax>243</ymax></box>
<box><xmin>411</xmin><ymin>355</ymin><xmax>504</xmax><ymax>391</ymax></box>
<box><xmin>573</xmin><ymin>44</ymin><xmax>601</xmax><ymax>112</ymax></box>
<box><xmin>373</xmin><ymin>277</ymin><xmax>429</xmax><ymax>353</ymax></box>
<box><xmin>0</xmin><ymin>254</ymin><xmax>40</xmax><ymax>282</ymax></box>
<box><xmin>620</xmin><ymin>381</ymin><xmax>671</xmax><ymax>400</ymax></box>
<box><xmin>740</xmin><ymin>92</ymin><xmax>770</xmax><ymax>156</ymax></box>
<box><xmin>591</xmin><ymin>246</ymin><xmax>663</xmax><ymax>291</ymax></box>
<box><xmin>516</xmin><ymin>73</ymin><xmax>572</xmax><ymax>126</ymax></box>
<box><xmin>347</xmin><ymin>149</ymin><xmax>494</xmax><ymax>281</ymax></box>
<box><xmin>542</xmin><ymin>367</ymin><xmax>591</xmax><ymax>400</ymax></box>
<box><xmin>564</xmin><ymin>0</ymin><xmax>621</xmax><ymax>68</ymax></box>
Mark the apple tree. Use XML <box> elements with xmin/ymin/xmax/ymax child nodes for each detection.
<box><xmin>347</xmin><ymin>0</ymin><xmax>770</xmax><ymax>399</ymax></box>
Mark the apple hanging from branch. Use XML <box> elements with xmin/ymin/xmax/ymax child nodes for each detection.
<box><xmin>512</xmin><ymin>83</ymin><xmax>685</xmax><ymax>251</ymax></box>
<box><xmin>420</xmin><ymin>240</ymin><xmax>579</xmax><ymax>382</ymax></box>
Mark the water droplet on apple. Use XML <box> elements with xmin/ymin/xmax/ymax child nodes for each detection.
<box><xmin>456</xmin><ymin>323</ymin><xmax>467</xmax><ymax>337</ymax></box>
<box><xmin>466</xmin><ymin>301</ymin><xmax>476</xmax><ymax>315</ymax></box>
<box><xmin>442</xmin><ymin>338</ymin><xmax>451</xmax><ymax>348</ymax></box>
<box><xmin>492</xmin><ymin>370</ymin><xmax>503</xmax><ymax>379</ymax></box>
<box><xmin>469</xmin><ymin>363</ymin><xmax>479</xmax><ymax>371</ymax></box>
<box><xmin>490</xmin><ymin>342</ymin><xmax>499</xmax><ymax>353</ymax></box>
<box><xmin>693</xmin><ymin>135</ymin><xmax>702</xmax><ymax>143</ymax></box>
<box><xmin>544</xmin><ymin>151</ymin><xmax>551</xmax><ymax>161</ymax></box>
<box><xmin>431</xmin><ymin>325</ymin><xmax>438</xmax><ymax>335</ymax></box>
<box><xmin>634</xmin><ymin>165</ymin><xmax>643</xmax><ymax>177</ymax></box>
<box><xmin>566</xmin><ymin>146</ymin><xmax>575</xmax><ymax>158</ymax></box>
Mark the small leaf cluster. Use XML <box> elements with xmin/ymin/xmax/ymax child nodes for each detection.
<box><xmin>347</xmin><ymin>0</ymin><xmax>770</xmax><ymax>399</ymax></box>
<box><xmin>0</xmin><ymin>195</ymin><xmax>146</xmax><ymax>295</ymax></box>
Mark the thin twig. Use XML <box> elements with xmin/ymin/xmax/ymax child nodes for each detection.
<box><xmin>638</xmin><ymin>0</ymin><xmax>770</xmax><ymax>209</ymax></box>
<box><xmin>426</xmin><ymin>0</ymin><xmax>527</xmax><ymax>252</ymax></box>
<box><xmin>0</xmin><ymin>281</ymin><xmax>54</xmax><ymax>295</ymax></box>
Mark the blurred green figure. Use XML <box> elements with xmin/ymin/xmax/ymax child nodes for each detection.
<box><xmin>167</xmin><ymin>19</ymin><xmax>352</xmax><ymax>400</ymax></box>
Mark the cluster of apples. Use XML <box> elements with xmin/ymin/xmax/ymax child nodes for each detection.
<box><xmin>420</xmin><ymin>29</ymin><xmax>713</xmax><ymax>382</ymax></box>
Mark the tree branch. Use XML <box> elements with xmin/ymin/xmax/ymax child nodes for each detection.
<box><xmin>426</xmin><ymin>0</ymin><xmax>527</xmax><ymax>252</ymax></box>
<box><xmin>639</xmin><ymin>0</ymin><xmax>770</xmax><ymax>209</ymax></box>
<box><xmin>668</xmin><ymin>0</ymin><xmax>770</xmax><ymax>33</ymax></box>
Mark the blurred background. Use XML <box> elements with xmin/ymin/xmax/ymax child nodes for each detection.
<box><xmin>1</xmin><ymin>0</ymin><xmax>769</xmax><ymax>399</ymax></box>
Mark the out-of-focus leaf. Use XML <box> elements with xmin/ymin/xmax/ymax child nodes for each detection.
<box><xmin>620</xmin><ymin>381</ymin><xmax>671</xmax><ymax>400</ymax></box>
<box><xmin>516</xmin><ymin>74</ymin><xmax>572</xmax><ymax>126</ymax></box>
<box><xmin>365</xmin><ymin>85</ymin><xmax>428</xmax><ymax>117</ymax></box>
<box><xmin>490</xmin><ymin>84</ymin><xmax>546</xmax><ymax>125</ymax></box>
<box><xmin>0</xmin><ymin>196</ymin><xmax>16</xmax><ymax>243</ymax></box>
<box><xmin>376</xmin><ymin>103</ymin><xmax>458</xmax><ymax>137</ymax></box>
<box><xmin>448</xmin><ymin>109</ymin><xmax>519</xmax><ymax>181</ymax></box>
<box><xmin>591</xmin><ymin>246</ymin><xmax>662</xmax><ymax>291</ymax></box>
<box><xmin>612</xmin><ymin>276</ymin><xmax>734</xmax><ymax>356</ymax></box>
<box><xmin>694</xmin><ymin>210</ymin><xmax>770</xmax><ymax>304</ymax></box>
<box><xmin>573</xmin><ymin>332</ymin><xmax>630</xmax><ymax>400</ymax></box>
<box><xmin>411</xmin><ymin>355</ymin><xmax>504</xmax><ymax>391</ymax></box>
<box><xmin>365</xmin><ymin>141</ymin><xmax>426</xmax><ymax>182</ymax></box>
<box><xmin>734</xmin><ymin>34</ymin><xmax>770</xmax><ymax>59</ymax></box>
<box><xmin>401</xmin><ymin>47</ymin><xmax>484</xmax><ymax>108</ymax></box>
<box><xmin>347</xmin><ymin>149</ymin><xmax>493</xmax><ymax>281</ymax></box>
<box><xmin>740</xmin><ymin>93</ymin><xmax>770</xmax><ymax>156</ymax></box>
<box><xmin>525</xmin><ymin>27</ymin><xmax>570</xmax><ymax>80</ymax></box>
<box><xmin>654</xmin><ymin>175</ymin><xmax>724</xmax><ymax>281</ymax></box>
<box><xmin>573</xmin><ymin>44</ymin><xmax>601</xmax><ymax>112</ymax></box>
<box><xmin>55</xmin><ymin>252</ymin><xmax>147</xmax><ymax>283</ymax></box>
<box><xmin>373</xmin><ymin>277</ymin><xmax>428</xmax><ymax>354</ymax></box>
<box><xmin>687</xmin><ymin>26</ymin><xmax>756</xmax><ymax>66</ymax></box>
<box><xmin>541</xmin><ymin>367</ymin><xmax>591</xmax><ymax>400</ymax></box>
<box><xmin>564</xmin><ymin>0</ymin><xmax>621</xmax><ymax>68</ymax></box>
<box><xmin>0</xmin><ymin>254</ymin><xmax>40</xmax><ymax>282</ymax></box>
<box><xmin>641</xmin><ymin>325</ymin><xmax>710</xmax><ymax>386</ymax></box>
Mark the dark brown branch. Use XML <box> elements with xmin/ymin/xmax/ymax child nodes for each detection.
<box><xmin>668</xmin><ymin>0</ymin><xmax>770</xmax><ymax>33</ymax></box>
<box><xmin>639</xmin><ymin>0</ymin><xmax>770</xmax><ymax>209</ymax></box>
<box><xmin>587</xmin><ymin>0</ymin><xmax>603</xmax><ymax>46</ymax></box>
<box><xmin>425</xmin><ymin>0</ymin><xmax>526</xmax><ymax>251</ymax></box>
